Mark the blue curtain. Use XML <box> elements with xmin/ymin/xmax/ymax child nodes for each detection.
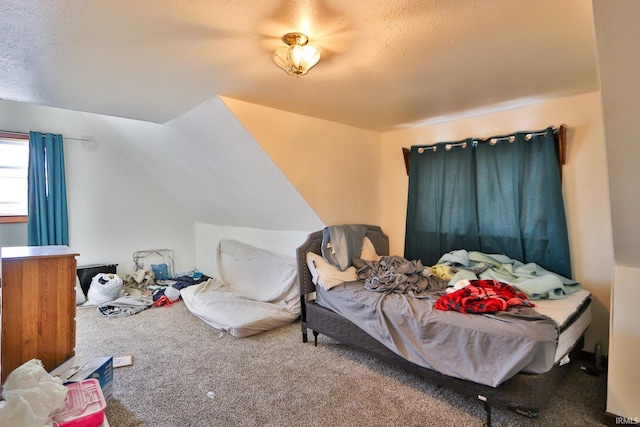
<box><xmin>405</xmin><ymin>127</ymin><xmax>572</xmax><ymax>278</ymax></box>
<box><xmin>404</xmin><ymin>138</ymin><xmax>479</xmax><ymax>266</ymax></box>
<box><xmin>27</xmin><ymin>132</ymin><xmax>69</xmax><ymax>246</ymax></box>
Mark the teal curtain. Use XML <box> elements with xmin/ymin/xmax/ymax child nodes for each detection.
<box><xmin>404</xmin><ymin>138</ymin><xmax>479</xmax><ymax>266</ymax></box>
<box><xmin>405</xmin><ymin>127</ymin><xmax>572</xmax><ymax>278</ymax></box>
<box><xmin>27</xmin><ymin>132</ymin><xmax>69</xmax><ymax>246</ymax></box>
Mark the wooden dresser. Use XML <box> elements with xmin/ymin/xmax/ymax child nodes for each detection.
<box><xmin>1</xmin><ymin>245</ymin><xmax>79</xmax><ymax>383</ymax></box>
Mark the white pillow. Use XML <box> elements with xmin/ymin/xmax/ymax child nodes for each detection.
<box><xmin>360</xmin><ymin>236</ymin><xmax>380</xmax><ymax>261</ymax></box>
<box><xmin>306</xmin><ymin>252</ymin><xmax>357</xmax><ymax>290</ymax></box>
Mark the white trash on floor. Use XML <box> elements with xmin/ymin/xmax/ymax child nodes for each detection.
<box><xmin>0</xmin><ymin>359</ymin><xmax>67</xmax><ymax>427</ymax></box>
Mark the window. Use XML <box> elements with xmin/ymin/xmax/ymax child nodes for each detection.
<box><xmin>0</xmin><ymin>134</ymin><xmax>29</xmax><ymax>222</ymax></box>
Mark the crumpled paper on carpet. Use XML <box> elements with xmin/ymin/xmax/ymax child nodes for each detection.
<box><xmin>0</xmin><ymin>359</ymin><xmax>67</xmax><ymax>427</ymax></box>
<box><xmin>122</xmin><ymin>269</ymin><xmax>156</xmax><ymax>297</ymax></box>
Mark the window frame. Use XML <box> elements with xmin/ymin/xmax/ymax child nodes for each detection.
<box><xmin>0</xmin><ymin>132</ymin><xmax>29</xmax><ymax>223</ymax></box>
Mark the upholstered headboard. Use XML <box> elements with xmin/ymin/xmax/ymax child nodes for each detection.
<box><xmin>296</xmin><ymin>225</ymin><xmax>389</xmax><ymax>297</ymax></box>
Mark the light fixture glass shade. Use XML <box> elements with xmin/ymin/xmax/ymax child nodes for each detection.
<box><xmin>272</xmin><ymin>33</ymin><xmax>320</xmax><ymax>76</ymax></box>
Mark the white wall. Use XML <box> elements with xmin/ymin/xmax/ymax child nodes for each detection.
<box><xmin>0</xmin><ymin>223</ymin><xmax>27</xmax><ymax>248</ymax></box>
<box><xmin>593</xmin><ymin>0</ymin><xmax>640</xmax><ymax>418</ymax></box>
<box><xmin>0</xmin><ymin>96</ymin><xmax>326</xmax><ymax>277</ymax></box>
<box><xmin>0</xmin><ymin>99</ymin><xmax>196</xmax><ymax>275</ymax></box>
<box><xmin>222</xmin><ymin>97</ymin><xmax>381</xmax><ymax>227</ymax></box>
<box><xmin>594</xmin><ymin>2</ymin><xmax>640</xmax><ymax>269</ymax></box>
<box><xmin>380</xmin><ymin>92</ymin><xmax>614</xmax><ymax>355</ymax></box>
<box><xmin>607</xmin><ymin>266</ymin><xmax>640</xmax><ymax>418</ymax></box>
<box><xmin>163</xmin><ymin>97</ymin><xmax>324</xmax><ymax>231</ymax></box>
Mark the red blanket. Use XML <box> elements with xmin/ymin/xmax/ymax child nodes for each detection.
<box><xmin>435</xmin><ymin>279</ymin><xmax>534</xmax><ymax>313</ymax></box>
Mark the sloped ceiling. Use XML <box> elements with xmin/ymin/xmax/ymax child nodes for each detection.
<box><xmin>83</xmin><ymin>96</ymin><xmax>324</xmax><ymax>231</ymax></box>
<box><xmin>164</xmin><ymin>97</ymin><xmax>325</xmax><ymax>230</ymax></box>
<box><xmin>0</xmin><ymin>0</ymin><xmax>597</xmax><ymax>131</ymax></box>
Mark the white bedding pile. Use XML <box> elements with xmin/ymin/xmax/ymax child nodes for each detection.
<box><xmin>180</xmin><ymin>239</ymin><xmax>300</xmax><ymax>337</ymax></box>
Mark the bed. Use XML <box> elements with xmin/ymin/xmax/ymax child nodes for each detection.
<box><xmin>296</xmin><ymin>225</ymin><xmax>592</xmax><ymax>425</ymax></box>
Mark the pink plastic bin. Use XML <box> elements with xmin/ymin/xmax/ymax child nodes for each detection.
<box><xmin>51</xmin><ymin>378</ymin><xmax>106</xmax><ymax>427</ymax></box>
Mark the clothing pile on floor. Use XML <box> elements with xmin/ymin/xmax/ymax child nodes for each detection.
<box><xmin>81</xmin><ymin>268</ymin><xmax>209</xmax><ymax>318</ymax></box>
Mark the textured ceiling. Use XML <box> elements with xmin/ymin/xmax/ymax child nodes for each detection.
<box><xmin>0</xmin><ymin>0</ymin><xmax>598</xmax><ymax>132</ymax></box>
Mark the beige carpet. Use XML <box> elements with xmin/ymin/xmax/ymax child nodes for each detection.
<box><xmin>75</xmin><ymin>302</ymin><xmax>607</xmax><ymax>427</ymax></box>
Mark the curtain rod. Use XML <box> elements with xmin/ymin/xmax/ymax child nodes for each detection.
<box><xmin>415</xmin><ymin>124</ymin><xmax>566</xmax><ymax>154</ymax></box>
<box><xmin>0</xmin><ymin>130</ymin><xmax>91</xmax><ymax>142</ymax></box>
<box><xmin>402</xmin><ymin>124</ymin><xmax>568</xmax><ymax>175</ymax></box>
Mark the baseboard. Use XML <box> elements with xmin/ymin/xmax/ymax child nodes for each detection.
<box><xmin>604</xmin><ymin>412</ymin><xmax>640</xmax><ymax>426</ymax></box>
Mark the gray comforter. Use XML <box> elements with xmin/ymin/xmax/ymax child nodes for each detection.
<box><xmin>353</xmin><ymin>256</ymin><xmax>448</xmax><ymax>294</ymax></box>
<box><xmin>316</xmin><ymin>280</ymin><xmax>559</xmax><ymax>387</ymax></box>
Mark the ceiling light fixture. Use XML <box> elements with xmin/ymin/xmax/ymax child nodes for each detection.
<box><xmin>272</xmin><ymin>32</ymin><xmax>320</xmax><ymax>76</ymax></box>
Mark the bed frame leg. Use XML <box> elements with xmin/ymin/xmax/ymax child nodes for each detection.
<box><xmin>301</xmin><ymin>323</ymin><xmax>308</xmax><ymax>343</ymax></box>
<box><xmin>483</xmin><ymin>400</ymin><xmax>492</xmax><ymax>427</ymax></box>
<box><xmin>478</xmin><ymin>395</ymin><xmax>492</xmax><ymax>426</ymax></box>
<box><xmin>313</xmin><ymin>331</ymin><xmax>319</xmax><ymax>347</ymax></box>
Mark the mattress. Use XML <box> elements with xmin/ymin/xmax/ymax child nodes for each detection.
<box><xmin>181</xmin><ymin>239</ymin><xmax>300</xmax><ymax>337</ymax></box>
<box><xmin>316</xmin><ymin>282</ymin><xmax>591</xmax><ymax>387</ymax></box>
<box><xmin>181</xmin><ymin>280</ymin><xmax>299</xmax><ymax>337</ymax></box>
<box><xmin>531</xmin><ymin>288</ymin><xmax>592</xmax><ymax>362</ymax></box>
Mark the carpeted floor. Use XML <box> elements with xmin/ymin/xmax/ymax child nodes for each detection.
<box><xmin>75</xmin><ymin>302</ymin><xmax>607</xmax><ymax>427</ymax></box>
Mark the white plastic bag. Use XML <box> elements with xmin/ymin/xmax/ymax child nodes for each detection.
<box><xmin>0</xmin><ymin>359</ymin><xmax>67</xmax><ymax>427</ymax></box>
<box><xmin>75</xmin><ymin>276</ymin><xmax>86</xmax><ymax>306</ymax></box>
<box><xmin>86</xmin><ymin>273</ymin><xmax>123</xmax><ymax>305</ymax></box>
